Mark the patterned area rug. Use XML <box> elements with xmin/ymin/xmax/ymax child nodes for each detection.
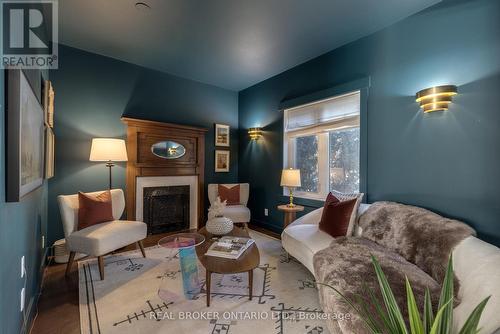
<box><xmin>79</xmin><ymin>230</ymin><xmax>330</xmax><ymax>334</ymax></box>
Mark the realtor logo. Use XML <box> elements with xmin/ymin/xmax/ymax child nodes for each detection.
<box><xmin>1</xmin><ymin>0</ymin><xmax>58</xmax><ymax>69</ymax></box>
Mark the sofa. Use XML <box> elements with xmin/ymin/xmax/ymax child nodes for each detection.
<box><xmin>282</xmin><ymin>201</ymin><xmax>500</xmax><ymax>333</ymax></box>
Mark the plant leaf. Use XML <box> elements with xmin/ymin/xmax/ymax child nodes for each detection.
<box><xmin>371</xmin><ymin>255</ymin><xmax>409</xmax><ymax>334</ymax></box>
<box><xmin>423</xmin><ymin>287</ymin><xmax>434</xmax><ymax>333</ymax></box>
<box><xmin>436</xmin><ymin>256</ymin><xmax>454</xmax><ymax>334</ymax></box>
<box><xmin>315</xmin><ymin>282</ymin><xmax>381</xmax><ymax>333</ymax></box>
<box><xmin>355</xmin><ymin>294</ymin><xmax>384</xmax><ymax>333</ymax></box>
<box><xmin>458</xmin><ymin>296</ymin><xmax>490</xmax><ymax>334</ymax></box>
<box><xmin>366</xmin><ymin>283</ymin><xmax>395</xmax><ymax>332</ymax></box>
<box><xmin>430</xmin><ymin>299</ymin><xmax>453</xmax><ymax>334</ymax></box>
<box><xmin>406</xmin><ymin>277</ymin><xmax>424</xmax><ymax>334</ymax></box>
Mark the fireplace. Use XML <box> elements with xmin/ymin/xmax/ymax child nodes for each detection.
<box><xmin>136</xmin><ymin>176</ymin><xmax>199</xmax><ymax>231</ymax></box>
<box><xmin>122</xmin><ymin>117</ymin><xmax>207</xmax><ymax>229</ymax></box>
<box><xmin>143</xmin><ymin>186</ymin><xmax>189</xmax><ymax>234</ymax></box>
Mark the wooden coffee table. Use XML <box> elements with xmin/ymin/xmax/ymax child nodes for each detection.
<box><xmin>196</xmin><ymin>226</ymin><xmax>260</xmax><ymax>306</ymax></box>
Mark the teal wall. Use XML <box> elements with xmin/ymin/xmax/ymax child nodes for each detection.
<box><xmin>48</xmin><ymin>45</ymin><xmax>239</xmax><ymax>245</ymax></box>
<box><xmin>238</xmin><ymin>0</ymin><xmax>500</xmax><ymax>245</ymax></box>
<box><xmin>0</xmin><ymin>70</ymin><xmax>48</xmax><ymax>333</ymax></box>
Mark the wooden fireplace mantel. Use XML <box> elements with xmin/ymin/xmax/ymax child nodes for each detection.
<box><xmin>121</xmin><ymin>117</ymin><xmax>208</xmax><ymax>229</ymax></box>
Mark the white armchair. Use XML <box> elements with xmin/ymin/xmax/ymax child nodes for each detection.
<box><xmin>208</xmin><ymin>183</ymin><xmax>251</xmax><ymax>228</ymax></box>
<box><xmin>57</xmin><ymin>189</ymin><xmax>147</xmax><ymax>280</ymax></box>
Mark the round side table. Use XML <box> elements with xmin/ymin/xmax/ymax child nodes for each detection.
<box><xmin>277</xmin><ymin>204</ymin><xmax>305</xmax><ymax>228</ymax></box>
<box><xmin>158</xmin><ymin>232</ymin><xmax>205</xmax><ymax>301</ymax></box>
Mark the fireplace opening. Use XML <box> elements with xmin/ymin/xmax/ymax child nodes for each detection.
<box><xmin>143</xmin><ymin>185</ymin><xmax>190</xmax><ymax>234</ymax></box>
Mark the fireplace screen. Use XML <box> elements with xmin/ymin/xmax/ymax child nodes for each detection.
<box><xmin>143</xmin><ymin>185</ymin><xmax>190</xmax><ymax>234</ymax></box>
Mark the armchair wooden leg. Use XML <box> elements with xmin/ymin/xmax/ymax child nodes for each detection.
<box><xmin>137</xmin><ymin>240</ymin><xmax>146</xmax><ymax>258</ymax></box>
<box><xmin>65</xmin><ymin>251</ymin><xmax>76</xmax><ymax>276</ymax></box>
<box><xmin>98</xmin><ymin>256</ymin><xmax>105</xmax><ymax>280</ymax></box>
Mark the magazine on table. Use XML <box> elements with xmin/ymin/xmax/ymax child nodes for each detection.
<box><xmin>205</xmin><ymin>236</ymin><xmax>255</xmax><ymax>259</ymax></box>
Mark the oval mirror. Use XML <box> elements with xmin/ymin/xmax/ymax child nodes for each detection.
<box><xmin>151</xmin><ymin>141</ymin><xmax>186</xmax><ymax>159</ymax></box>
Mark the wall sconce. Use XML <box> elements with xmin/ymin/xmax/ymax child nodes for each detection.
<box><xmin>416</xmin><ymin>85</ymin><xmax>457</xmax><ymax>113</ymax></box>
<box><xmin>248</xmin><ymin>127</ymin><xmax>262</xmax><ymax>140</ymax></box>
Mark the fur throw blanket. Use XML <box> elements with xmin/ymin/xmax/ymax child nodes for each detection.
<box><xmin>358</xmin><ymin>201</ymin><xmax>475</xmax><ymax>284</ymax></box>
<box><xmin>314</xmin><ymin>237</ymin><xmax>442</xmax><ymax>333</ymax></box>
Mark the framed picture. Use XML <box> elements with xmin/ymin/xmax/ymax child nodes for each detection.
<box><xmin>45</xmin><ymin>127</ymin><xmax>55</xmax><ymax>179</ymax></box>
<box><xmin>43</xmin><ymin>79</ymin><xmax>55</xmax><ymax>128</ymax></box>
<box><xmin>215</xmin><ymin>123</ymin><xmax>230</xmax><ymax>147</ymax></box>
<box><xmin>215</xmin><ymin>150</ymin><xmax>230</xmax><ymax>172</ymax></box>
<box><xmin>6</xmin><ymin>70</ymin><xmax>45</xmax><ymax>202</ymax></box>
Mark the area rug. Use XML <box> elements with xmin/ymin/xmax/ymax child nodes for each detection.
<box><xmin>79</xmin><ymin>230</ymin><xmax>331</xmax><ymax>334</ymax></box>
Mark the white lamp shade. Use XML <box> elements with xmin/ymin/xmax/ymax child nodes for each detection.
<box><xmin>280</xmin><ymin>168</ymin><xmax>301</xmax><ymax>187</ymax></box>
<box><xmin>89</xmin><ymin>138</ymin><xmax>128</xmax><ymax>162</ymax></box>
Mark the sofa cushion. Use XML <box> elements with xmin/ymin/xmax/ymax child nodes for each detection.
<box><xmin>281</xmin><ymin>224</ymin><xmax>333</xmax><ymax>274</ymax></box>
<box><xmin>222</xmin><ymin>205</ymin><xmax>250</xmax><ymax>223</ymax></box>
<box><xmin>359</xmin><ymin>201</ymin><xmax>475</xmax><ymax>284</ymax></box>
<box><xmin>319</xmin><ymin>193</ymin><xmax>357</xmax><ymax>237</ymax></box>
<box><xmin>452</xmin><ymin>236</ymin><xmax>500</xmax><ymax>333</ymax></box>
<box><xmin>314</xmin><ymin>237</ymin><xmax>441</xmax><ymax>333</ymax></box>
<box><xmin>330</xmin><ymin>190</ymin><xmax>364</xmax><ymax>236</ymax></box>
<box><xmin>66</xmin><ymin>220</ymin><xmax>147</xmax><ymax>256</ymax></box>
<box><xmin>218</xmin><ymin>184</ymin><xmax>240</xmax><ymax>205</ymax></box>
<box><xmin>78</xmin><ymin>190</ymin><xmax>114</xmax><ymax>230</ymax></box>
<box><xmin>208</xmin><ymin>183</ymin><xmax>250</xmax><ymax>206</ymax></box>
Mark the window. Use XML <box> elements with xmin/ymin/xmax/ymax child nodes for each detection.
<box><xmin>284</xmin><ymin>91</ymin><xmax>360</xmax><ymax>200</ymax></box>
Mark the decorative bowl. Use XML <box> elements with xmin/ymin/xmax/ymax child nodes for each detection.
<box><xmin>206</xmin><ymin>216</ymin><xmax>233</xmax><ymax>235</ymax></box>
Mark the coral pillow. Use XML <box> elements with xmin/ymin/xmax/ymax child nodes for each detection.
<box><xmin>319</xmin><ymin>192</ymin><xmax>357</xmax><ymax>237</ymax></box>
<box><xmin>78</xmin><ymin>190</ymin><xmax>114</xmax><ymax>230</ymax></box>
<box><xmin>218</xmin><ymin>184</ymin><xmax>240</xmax><ymax>205</ymax></box>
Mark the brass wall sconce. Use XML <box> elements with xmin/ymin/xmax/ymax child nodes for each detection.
<box><xmin>416</xmin><ymin>85</ymin><xmax>457</xmax><ymax>113</ymax></box>
<box><xmin>248</xmin><ymin>127</ymin><xmax>262</xmax><ymax>140</ymax></box>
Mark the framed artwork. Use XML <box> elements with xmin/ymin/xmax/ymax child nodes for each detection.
<box><xmin>215</xmin><ymin>123</ymin><xmax>230</xmax><ymax>147</ymax></box>
<box><xmin>215</xmin><ymin>150</ymin><xmax>230</xmax><ymax>172</ymax></box>
<box><xmin>6</xmin><ymin>70</ymin><xmax>45</xmax><ymax>202</ymax></box>
<box><xmin>43</xmin><ymin>79</ymin><xmax>55</xmax><ymax>128</ymax></box>
<box><xmin>45</xmin><ymin>127</ymin><xmax>55</xmax><ymax>179</ymax></box>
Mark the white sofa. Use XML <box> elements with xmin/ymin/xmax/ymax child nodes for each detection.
<box><xmin>208</xmin><ymin>183</ymin><xmax>251</xmax><ymax>227</ymax></box>
<box><xmin>282</xmin><ymin>205</ymin><xmax>500</xmax><ymax>333</ymax></box>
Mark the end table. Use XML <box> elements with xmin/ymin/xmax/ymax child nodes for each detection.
<box><xmin>157</xmin><ymin>232</ymin><xmax>205</xmax><ymax>301</ymax></box>
<box><xmin>277</xmin><ymin>204</ymin><xmax>305</xmax><ymax>228</ymax></box>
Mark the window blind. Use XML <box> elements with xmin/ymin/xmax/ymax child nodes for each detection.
<box><xmin>284</xmin><ymin>90</ymin><xmax>360</xmax><ymax>133</ymax></box>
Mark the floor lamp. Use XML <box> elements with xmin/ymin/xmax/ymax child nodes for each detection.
<box><xmin>89</xmin><ymin>138</ymin><xmax>128</xmax><ymax>189</ymax></box>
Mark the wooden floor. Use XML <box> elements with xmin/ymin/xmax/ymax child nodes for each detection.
<box><xmin>31</xmin><ymin>233</ymin><xmax>172</xmax><ymax>334</ymax></box>
<box><xmin>31</xmin><ymin>226</ymin><xmax>278</xmax><ymax>334</ymax></box>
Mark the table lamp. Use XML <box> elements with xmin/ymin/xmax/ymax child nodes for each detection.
<box><xmin>280</xmin><ymin>168</ymin><xmax>301</xmax><ymax>207</ymax></box>
<box><xmin>89</xmin><ymin>138</ymin><xmax>128</xmax><ymax>189</ymax></box>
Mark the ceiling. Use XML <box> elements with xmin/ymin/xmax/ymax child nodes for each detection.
<box><xmin>59</xmin><ymin>0</ymin><xmax>440</xmax><ymax>91</ymax></box>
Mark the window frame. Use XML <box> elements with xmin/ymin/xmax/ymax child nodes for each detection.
<box><xmin>284</xmin><ymin>113</ymin><xmax>360</xmax><ymax>201</ymax></box>
<box><xmin>280</xmin><ymin>78</ymin><xmax>369</xmax><ymax>203</ymax></box>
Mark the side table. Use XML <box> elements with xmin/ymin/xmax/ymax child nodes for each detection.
<box><xmin>277</xmin><ymin>204</ymin><xmax>305</xmax><ymax>228</ymax></box>
<box><xmin>157</xmin><ymin>232</ymin><xmax>205</xmax><ymax>301</ymax></box>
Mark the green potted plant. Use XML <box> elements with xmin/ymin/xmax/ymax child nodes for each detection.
<box><xmin>319</xmin><ymin>256</ymin><xmax>490</xmax><ymax>334</ymax></box>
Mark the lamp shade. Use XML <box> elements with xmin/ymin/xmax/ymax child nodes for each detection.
<box><xmin>280</xmin><ymin>168</ymin><xmax>301</xmax><ymax>187</ymax></box>
<box><xmin>89</xmin><ymin>138</ymin><xmax>128</xmax><ymax>162</ymax></box>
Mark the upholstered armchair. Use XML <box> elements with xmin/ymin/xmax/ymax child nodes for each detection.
<box><xmin>57</xmin><ymin>189</ymin><xmax>147</xmax><ymax>280</ymax></box>
<box><xmin>208</xmin><ymin>183</ymin><xmax>251</xmax><ymax>228</ymax></box>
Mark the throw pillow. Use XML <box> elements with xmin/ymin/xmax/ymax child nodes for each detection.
<box><xmin>319</xmin><ymin>192</ymin><xmax>358</xmax><ymax>237</ymax></box>
<box><xmin>330</xmin><ymin>190</ymin><xmax>364</xmax><ymax>236</ymax></box>
<box><xmin>218</xmin><ymin>184</ymin><xmax>240</xmax><ymax>205</ymax></box>
<box><xmin>78</xmin><ymin>190</ymin><xmax>114</xmax><ymax>230</ymax></box>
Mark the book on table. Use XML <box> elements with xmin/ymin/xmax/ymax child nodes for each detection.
<box><xmin>205</xmin><ymin>236</ymin><xmax>255</xmax><ymax>259</ymax></box>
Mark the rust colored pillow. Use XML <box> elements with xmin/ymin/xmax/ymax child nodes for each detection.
<box><xmin>78</xmin><ymin>190</ymin><xmax>114</xmax><ymax>230</ymax></box>
<box><xmin>218</xmin><ymin>184</ymin><xmax>240</xmax><ymax>205</ymax></box>
<box><xmin>319</xmin><ymin>192</ymin><xmax>357</xmax><ymax>237</ymax></box>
